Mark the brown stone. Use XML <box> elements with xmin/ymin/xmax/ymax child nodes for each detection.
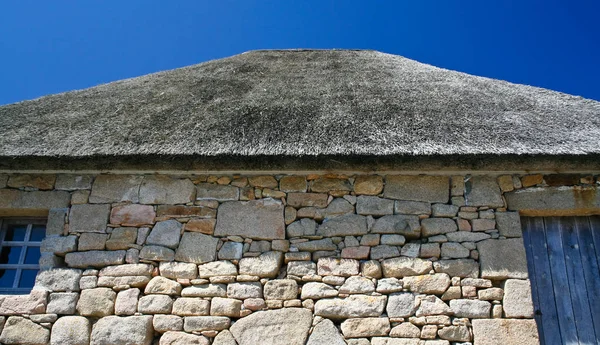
<box><xmin>497</xmin><ymin>175</ymin><xmax>514</xmax><ymax>192</ymax></box>
<box><xmin>110</xmin><ymin>204</ymin><xmax>156</xmax><ymax>226</ymax></box>
<box><xmin>341</xmin><ymin>246</ymin><xmax>370</xmax><ymax>259</ymax></box>
<box><xmin>287</xmin><ymin>193</ymin><xmax>328</xmax><ymax>208</ymax></box>
<box><xmin>185</xmin><ymin>219</ymin><xmax>216</xmax><ymax>234</ymax></box>
<box><xmin>157</xmin><ymin>205</ymin><xmax>216</xmax><ymax>218</ymax></box>
<box><xmin>543</xmin><ymin>174</ymin><xmax>581</xmax><ymax>186</ymax></box>
<box><xmin>505</xmin><ymin>186</ymin><xmax>600</xmax><ymax>216</ymax></box>
<box><xmin>311</xmin><ymin>178</ymin><xmax>351</xmax><ymax>193</ymax></box>
<box><xmin>279</xmin><ymin>176</ymin><xmax>307</xmax><ymax>192</ymax></box>
<box><xmin>248</xmin><ymin>176</ymin><xmax>278</xmax><ymax>189</ymax></box>
<box><xmin>521</xmin><ymin>174</ymin><xmax>543</xmax><ymax>188</ymax></box>
<box><xmin>354</xmin><ymin>175</ymin><xmax>384</xmax><ymax>195</ymax></box>
<box><xmin>7</xmin><ymin>174</ymin><xmax>56</xmax><ymax>190</ymax></box>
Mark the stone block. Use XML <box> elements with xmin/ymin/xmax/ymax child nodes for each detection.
<box><xmin>0</xmin><ymin>290</ymin><xmax>47</xmax><ymax>315</ymax></box>
<box><xmin>146</xmin><ymin>220</ymin><xmax>182</xmax><ymax>249</ymax></box>
<box><xmin>495</xmin><ymin>211</ymin><xmax>523</xmax><ymax>237</ymax></box>
<box><xmin>394</xmin><ymin>200</ymin><xmax>432</xmax><ymax>215</ymax></box>
<box><xmin>421</xmin><ymin>218</ymin><xmax>457</xmax><ymax>237</ymax></box>
<box><xmin>287</xmin><ymin>218</ymin><xmax>317</xmax><ymax>237</ymax></box>
<box><xmin>0</xmin><ymin>316</ymin><xmax>50</xmax><ymax>345</ymax></box>
<box><xmin>472</xmin><ymin>319</ymin><xmax>540</xmax><ymax>345</ymax></box>
<box><xmin>300</xmin><ymin>282</ymin><xmax>338</xmax><ymax>299</ymax></box>
<box><xmin>433</xmin><ymin>259</ymin><xmax>479</xmax><ymax>278</ymax></box>
<box><xmin>341</xmin><ymin>317</ymin><xmax>391</xmax><ymax>338</ymax></box>
<box><xmin>317</xmin><ymin>257</ymin><xmax>359</xmax><ymax>276</ymax></box>
<box><xmin>41</xmin><ymin>235</ymin><xmax>77</xmax><ymax>255</ymax></box>
<box><xmin>371</xmin><ymin>215</ymin><xmax>421</xmax><ymax>239</ymax></box>
<box><xmin>287</xmin><ymin>261</ymin><xmax>317</xmax><ymax>276</ymax></box>
<box><xmin>159</xmin><ymin>262</ymin><xmax>197</xmax><ymax>279</ymax></box>
<box><xmin>46</xmin><ymin>208</ymin><xmax>68</xmax><ymax>236</ymax></box>
<box><xmin>503</xmin><ymin>279</ymin><xmax>534</xmax><ymax>318</ymax></box>
<box><xmin>0</xmin><ymin>190</ymin><xmax>70</xmax><ymax>210</ymax></box>
<box><xmin>317</xmin><ymin>214</ymin><xmax>368</xmax><ymax>236</ymax></box>
<box><xmin>183</xmin><ymin>316</ymin><xmax>231</xmax><ymax>332</ymax></box>
<box><xmin>35</xmin><ymin>268</ymin><xmax>82</xmax><ymax>291</ymax></box>
<box><xmin>465</xmin><ymin>176</ymin><xmax>503</xmax><ymax>207</ymax></box>
<box><xmin>172</xmin><ymin>298</ymin><xmax>210</xmax><ymax>316</ymax></box>
<box><xmin>306</xmin><ymin>318</ymin><xmax>346</xmax><ymax>345</ymax></box>
<box><xmin>175</xmin><ymin>232</ymin><xmax>218</xmax><ymax>264</ymax></box>
<box><xmin>440</xmin><ymin>242</ymin><xmax>470</xmax><ymax>258</ymax></box>
<box><xmin>185</xmin><ymin>218</ymin><xmax>216</xmax><ymax>234</ymax></box>
<box><xmin>138</xmin><ymin>295</ymin><xmax>173</xmax><ymax>314</ymax></box>
<box><xmin>181</xmin><ymin>284</ymin><xmax>227</xmax><ymax>298</ymax></box>
<box><xmin>477</xmin><ymin>238</ymin><xmax>528</xmax><ymax>279</ymax></box>
<box><xmin>342</xmin><ymin>246</ymin><xmax>370</xmax><ymax>259</ymax></box>
<box><xmin>339</xmin><ymin>276</ymin><xmax>375</xmax><ymax>294</ymax></box>
<box><xmin>51</xmin><ymin>316</ymin><xmax>90</xmax><ymax>345</ymax></box>
<box><xmin>99</xmin><ymin>263</ymin><xmax>153</xmax><ymax>276</ymax></box>
<box><xmin>139</xmin><ymin>176</ymin><xmax>195</xmax><ymax>204</ymax></box>
<box><xmin>248</xmin><ymin>175</ymin><xmax>278</xmax><ymax>188</ymax></box>
<box><xmin>384</xmin><ymin>175</ymin><xmax>449</xmax><ymax>203</ymax></box>
<box><xmin>7</xmin><ymin>174</ymin><xmax>55</xmax><ymax>190</ymax></box>
<box><xmin>153</xmin><ymin>314</ymin><xmax>184</xmax><ymax>333</ymax></box>
<box><xmin>78</xmin><ymin>233</ymin><xmax>108</xmax><ymax>251</ymax></box>
<box><xmin>431</xmin><ymin>204</ymin><xmax>459</xmax><ymax>217</ymax></box>
<box><xmin>381</xmin><ymin>257</ymin><xmax>432</xmax><ymax>278</ymax></box>
<box><xmin>215</xmin><ymin>199</ymin><xmax>284</xmax><ymax>240</ymax></box>
<box><xmin>228</xmin><ymin>282</ymin><xmax>263</xmax><ymax>299</ymax></box>
<box><xmin>105</xmin><ymin>227</ymin><xmax>138</xmax><ymax>250</ymax></box>
<box><xmin>115</xmin><ymin>288</ymin><xmax>140</xmax><ymax>315</ymax></box>
<box><xmin>55</xmin><ymin>174</ymin><xmax>94</xmax><ymax>190</ymax></box>
<box><xmin>199</xmin><ymin>260</ymin><xmax>238</xmax><ymax>278</ymax></box>
<box><xmin>196</xmin><ymin>183</ymin><xmax>239</xmax><ymax>201</ymax></box>
<box><xmin>110</xmin><ymin>204</ymin><xmax>156</xmax><ymax>227</ymax></box>
<box><xmin>230</xmin><ymin>308</ymin><xmax>312</xmax><ymax>345</ymax></box>
<box><xmin>356</xmin><ymin>196</ymin><xmax>394</xmax><ymax>216</ymax></box>
<box><xmin>69</xmin><ymin>204</ymin><xmax>110</xmax><ymax>233</ymax></box>
<box><xmin>160</xmin><ymin>331</ymin><xmax>210</xmax><ymax>345</ymax></box>
<box><xmin>65</xmin><ymin>250</ymin><xmax>126</xmax><ymax>268</ymax></box>
<box><xmin>370</xmin><ymin>245</ymin><xmax>400</xmax><ymax>261</ymax></box>
<box><xmin>239</xmin><ymin>251</ymin><xmax>282</xmax><ymax>278</ymax></box>
<box><xmin>90</xmin><ymin>315</ymin><xmax>153</xmax><ymax>345</ymax></box>
<box><xmin>314</xmin><ymin>295</ymin><xmax>387</xmax><ymax>319</ymax></box>
<box><xmin>311</xmin><ymin>177</ymin><xmax>351</xmax><ymax>192</ymax></box>
<box><xmin>354</xmin><ymin>175</ymin><xmax>384</xmax><ymax>195</ymax></box>
<box><xmin>449</xmin><ymin>299</ymin><xmax>491</xmax><ymax>318</ymax></box>
<box><xmin>89</xmin><ymin>175</ymin><xmax>143</xmax><ymax>203</ymax></box>
<box><xmin>287</xmin><ymin>193</ymin><xmax>328</xmax><ymax>208</ymax></box>
<box><xmin>403</xmin><ymin>273</ymin><xmax>451</xmax><ymax>294</ymax></box>
<box><xmin>279</xmin><ymin>176</ymin><xmax>307</xmax><ymax>192</ymax></box>
<box><xmin>157</xmin><ymin>205</ymin><xmax>216</xmax><ymax>218</ymax></box>
<box><xmin>77</xmin><ymin>288</ymin><xmax>116</xmax><ymax>317</ymax></box>
<box><xmin>145</xmin><ymin>276</ymin><xmax>182</xmax><ymax>295</ymax></box>
<box><xmin>210</xmin><ymin>297</ymin><xmax>242</xmax><ymax>317</ymax></box>
<box><xmin>140</xmin><ymin>245</ymin><xmax>175</xmax><ymax>261</ymax></box>
<box><xmin>47</xmin><ymin>292</ymin><xmax>79</xmax><ymax>314</ymax></box>
<box><xmin>264</xmin><ymin>279</ymin><xmax>298</xmax><ymax>300</ymax></box>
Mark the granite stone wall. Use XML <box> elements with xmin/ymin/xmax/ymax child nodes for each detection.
<box><xmin>0</xmin><ymin>172</ymin><xmax>596</xmax><ymax>345</ymax></box>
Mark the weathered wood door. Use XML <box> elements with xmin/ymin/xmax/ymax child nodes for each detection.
<box><xmin>522</xmin><ymin>216</ymin><xmax>600</xmax><ymax>345</ymax></box>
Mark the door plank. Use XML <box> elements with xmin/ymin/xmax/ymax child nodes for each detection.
<box><xmin>522</xmin><ymin>217</ymin><xmax>546</xmax><ymax>345</ymax></box>
<box><xmin>560</xmin><ymin>217</ymin><xmax>597</xmax><ymax>344</ymax></box>
<box><xmin>527</xmin><ymin>217</ymin><xmax>563</xmax><ymax>345</ymax></box>
<box><xmin>544</xmin><ymin>217</ymin><xmax>579</xmax><ymax>344</ymax></box>
<box><xmin>575</xmin><ymin>217</ymin><xmax>600</xmax><ymax>342</ymax></box>
<box><xmin>589</xmin><ymin>217</ymin><xmax>600</xmax><ymax>270</ymax></box>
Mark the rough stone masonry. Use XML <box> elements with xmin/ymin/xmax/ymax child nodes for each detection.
<box><xmin>0</xmin><ymin>172</ymin><xmax>594</xmax><ymax>345</ymax></box>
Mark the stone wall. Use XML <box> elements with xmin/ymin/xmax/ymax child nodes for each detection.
<box><xmin>0</xmin><ymin>172</ymin><xmax>597</xmax><ymax>345</ymax></box>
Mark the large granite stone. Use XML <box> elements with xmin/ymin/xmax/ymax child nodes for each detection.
<box><xmin>160</xmin><ymin>262</ymin><xmax>198</xmax><ymax>279</ymax></box>
<box><xmin>181</xmin><ymin>284</ymin><xmax>227</xmax><ymax>298</ymax></box>
<box><xmin>449</xmin><ymin>299</ymin><xmax>491</xmax><ymax>318</ymax></box>
<box><xmin>433</xmin><ymin>259</ymin><xmax>479</xmax><ymax>278</ymax></box>
<box><xmin>0</xmin><ymin>290</ymin><xmax>47</xmax><ymax>315</ymax></box>
<box><xmin>238</xmin><ymin>251</ymin><xmax>282</xmax><ymax>278</ymax></box>
<box><xmin>381</xmin><ymin>257</ymin><xmax>432</xmax><ymax>277</ymax></box>
<box><xmin>506</xmin><ymin>186</ymin><xmax>600</xmax><ymax>216</ymax></box>
<box><xmin>465</xmin><ymin>176</ymin><xmax>504</xmax><ymax>207</ymax></box>
<box><xmin>146</xmin><ymin>220</ymin><xmax>182</xmax><ymax>249</ymax></box>
<box><xmin>199</xmin><ymin>261</ymin><xmax>238</xmax><ymax>278</ymax></box>
<box><xmin>175</xmin><ymin>232</ymin><xmax>218</xmax><ymax>264</ymax></box>
<box><xmin>421</xmin><ymin>218</ymin><xmax>457</xmax><ymax>237</ymax></box>
<box><xmin>215</xmin><ymin>199</ymin><xmax>284</xmax><ymax>240</ymax></box>
<box><xmin>356</xmin><ymin>196</ymin><xmax>394</xmax><ymax>216</ymax></box>
<box><xmin>7</xmin><ymin>174</ymin><xmax>55</xmax><ymax>190</ymax></box>
<box><xmin>183</xmin><ymin>316</ymin><xmax>231</xmax><ymax>332</ymax></box>
<box><xmin>0</xmin><ymin>316</ymin><xmax>50</xmax><ymax>345</ymax></box>
<box><xmin>477</xmin><ymin>238</ymin><xmax>528</xmax><ymax>279</ymax></box>
<box><xmin>139</xmin><ymin>176</ymin><xmax>196</xmax><ymax>204</ymax></box>
<box><xmin>306</xmin><ymin>318</ymin><xmax>346</xmax><ymax>345</ymax></box>
<box><xmin>89</xmin><ymin>175</ymin><xmax>143</xmax><ymax>203</ymax></box>
<box><xmin>65</xmin><ymin>250</ymin><xmax>126</xmax><ymax>268</ymax></box>
<box><xmin>51</xmin><ymin>316</ymin><xmax>90</xmax><ymax>345</ymax></box>
<box><xmin>371</xmin><ymin>215</ymin><xmax>421</xmax><ymax>239</ymax></box>
<box><xmin>503</xmin><ymin>279</ymin><xmax>534</xmax><ymax>318</ymax></box>
<box><xmin>317</xmin><ymin>257</ymin><xmax>360</xmax><ymax>276</ymax></box>
<box><xmin>314</xmin><ymin>295</ymin><xmax>387</xmax><ymax>319</ymax></box>
<box><xmin>403</xmin><ymin>273</ymin><xmax>451</xmax><ymax>294</ymax></box>
<box><xmin>55</xmin><ymin>174</ymin><xmax>93</xmax><ymax>190</ymax></box>
<box><xmin>105</xmin><ymin>227</ymin><xmax>138</xmax><ymax>250</ymax></box>
<box><xmin>34</xmin><ymin>268</ymin><xmax>81</xmax><ymax>291</ymax></box>
<box><xmin>495</xmin><ymin>211</ymin><xmax>523</xmax><ymax>237</ymax></box>
<box><xmin>0</xmin><ymin>190</ymin><xmax>70</xmax><ymax>210</ymax></box>
<box><xmin>386</xmin><ymin>292</ymin><xmax>418</xmax><ymax>318</ymax></box>
<box><xmin>90</xmin><ymin>315</ymin><xmax>153</xmax><ymax>345</ymax></box>
<box><xmin>110</xmin><ymin>204</ymin><xmax>156</xmax><ymax>227</ymax></box>
<box><xmin>341</xmin><ymin>317</ymin><xmax>391</xmax><ymax>338</ymax></box>
<box><xmin>472</xmin><ymin>319</ymin><xmax>540</xmax><ymax>345</ymax></box>
<box><xmin>139</xmin><ymin>245</ymin><xmax>175</xmax><ymax>261</ymax></box>
<box><xmin>41</xmin><ymin>235</ymin><xmax>78</xmax><ymax>255</ymax></box>
<box><xmin>317</xmin><ymin>214</ymin><xmax>368</xmax><ymax>237</ymax></box>
<box><xmin>384</xmin><ymin>175</ymin><xmax>449</xmax><ymax>203</ymax></box>
<box><xmin>47</xmin><ymin>292</ymin><xmax>79</xmax><ymax>314</ymax></box>
<box><xmin>196</xmin><ymin>183</ymin><xmax>239</xmax><ymax>201</ymax></box>
<box><xmin>69</xmin><ymin>204</ymin><xmax>111</xmax><ymax>233</ymax></box>
<box><xmin>77</xmin><ymin>288</ymin><xmax>116</xmax><ymax>317</ymax></box>
<box><xmin>230</xmin><ymin>308</ymin><xmax>312</xmax><ymax>345</ymax></box>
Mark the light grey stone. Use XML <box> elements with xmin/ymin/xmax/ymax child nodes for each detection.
<box><xmin>46</xmin><ymin>208</ymin><xmax>68</xmax><ymax>236</ymax></box>
<box><xmin>421</xmin><ymin>218</ymin><xmax>457</xmax><ymax>237</ymax></box>
<box><xmin>100</xmin><ymin>264</ymin><xmax>152</xmax><ymax>278</ymax></box>
<box><xmin>339</xmin><ymin>276</ymin><xmax>375</xmax><ymax>294</ymax></box>
<box><xmin>212</xmin><ymin>330</ymin><xmax>237</xmax><ymax>345</ymax></box>
<box><xmin>495</xmin><ymin>212</ymin><xmax>523</xmax><ymax>238</ymax></box>
<box><xmin>376</xmin><ymin>278</ymin><xmax>403</xmax><ymax>293</ymax></box>
<box><xmin>433</xmin><ymin>259</ymin><xmax>479</xmax><ymax>278</ymax></box>
<box><xmin>78</xmin><ymin>233</ymin><xmax>108</xmax><ymax>251</ymax></box>
<box><xmin>146</xmin><ymin>220</ymin><xmax>182</xmax><ymax>249</ymax></box>
<box><xmin>145</xmin><ymin>276</ymin><xmax>182</xmax><ymax>295</ymax></box>
<box><xmin>390</xmin><ymin>322</ymin><xmax>421</xmax><ymax>338</ymax></box>
<box><xmin>317</xmin><ymin>257</ymin><xmax>360</xmax><ymax>276</ymax></box>
<box><xmin>230</xmin><ymin>308</ymin><xmax>312</xmax><ymax>345</ymax></box>
<box><xmin>264</xmin><ymin>279</ymin><xmax>298</xmax><ymax>300</ymax></box>
<box><xmin>249</xmin><ymin>240</ymin><xmax>271</xmax><ymax>252</ymax></box>
<box><xmin>79</xmin><ymin>276</ymin><xmax>98</xmax><ymax>289</ymax></box>
<box><xmin>307</xmin><ymin>318</ymin><xmax>346</xmax><ymax>345</ymax></box>
<box><xmin>182</xmin><ymin>284</ymin><xmax>227</xmax><ymax>297</ymax></box>
<box><xmin>218</xmin><ymin>241</ymin><xmax>243</xmax><ymax>260</ymax></box>
<box><xmin>503</xmin><ymin>279</ymin><xmax>534</xmax><ymax>318</ymax></box>
<box><xmin>51</xmin><ymin>316</ymin><xmax>90</xmax><ymax>345</ymax></box>
<box><xmin>77</xmin><ymin>288</ymin><xmax>116</xmax><ymax>317</ymax></box>
<box><xmin>386</xmin><ymin>292</ymin><xmax>417</xmax><ymax>318</ymax></box>
<box><xmin>385</xmin><ymin>175</ymin><xmax>449</xmax><ymax>203</ymax></box>
<box><xmin>287</xmin><ymin>261</ymin><xmax>317</xmax><ymax>276</ymax></box>
<box><xmin>438</xmin><ymin>325</ymin><xmax>471</xmax><ymax>342</ymax></box>
<box><xmin>239</xmin><ymin>251</ymin><xmax>282</xmax><ymax>278</ymax></box>
<box><xmin>287</xmin><ymin>218</ymin><xmax>317</xmax><ymax>237</ymax></box>
<box><xmin>371</xmin><ymin>215</ymin><xmax>421</xmax><ymax>239</ymax></box>
<box><xmin>89</xmin><ymin>175</ymin><xmax>143</xmax><ymax>203</ymax></box>
<box><xmin>432</xmin><ymin>204</ymin><xmax>459</xmax><ymax>217</ymax></box>
<box><xmin>472</xmin><ymin>319</ymin><xmax>540</xmax><ymax>345</ymax></box>
<box><xmin>314</xmin><ymin>295</ymin><xmax>387</xmax><ymax>319</ymax></box>
<box><xmin>65</xmin><ymin>250</ymin><xmax>126</xmax><ymax>268</ymax></box>
<box><xmin>196</xmin><ymin>183</ymin><xmax>239</xmax><ymax>201</ymax></box>
<box><xmin>138</xmin><ymin>294</ymin><xmax>173</xmax><ymax>314</ymax></box>
<box><xmin>403</xmin><ymin>273</ymin><xmax>451</xmax><ymax>294</ymax></box>
<box><xmin>227</xmin><ymin>282</ymin><xmax>263</xmax><ymax>299</ymax></box>
<box><xmin>159</xmin><ymin>331</ymin><xmax>210</xmax><ymax>345</ymax></box>
<box><xmin>371</xmin><ymin>338</ymin><xmax>420</xmax><ymax>345</ymax></box>
<box><xmin>293</xmin><ymin>238</ymin><xmax>337</xmax><ymax>252</ymax></box>
<box><xmin>153</xmin><ymin>314</ymin><xmax>184</xmax><ymax>333</ymax></box>
<box><xmin>90</xmin><ymin>315</ymin><xmax>153</xmax><ymax>345</ymax></box>
<box><xmin>394</xmin><ymin>200</ymin><xmax>432</xmax><ymax>215</ymax></box>
<box><xmin>400</xmin><ymin>242</ymin><xmax>420</xmax><ymax>257</ymax></box>
<box><xmin>160</xmin><ymin>262</ymin><xmax>198</xmax><ymax>279</ymax></box>
<box><xmin>115</xmin><ymin>288</ymin><xmax>140</xmax><ymax>315</ymax></box>
<box><xmin>215</xmin><ymin>198</ymin><xmax>284</xmax><ymax>240</ymax></box>
<box><xmin>139</xmin><ymin>176</ymin><xmax>195</xmax><ymax>204</ymax></box>
<box><xmin>317</xmin><ymin>214</ymin><xmax>368</xmax><ymax>237</ymax></box>
<box><xmin>140</xmin><ymin>245</ymin><xmax>175</xmax><ymax>261</ymax></box>
<box><xmin>450</xmin><ymin>299</ymin><xmax>491</xmax><ymax>318</ymax></box>
<box><xmin>55</xmin><ymin>174</ymin><xmax>93</xmax><ymax>190</ymax></box>
<box><xmin>301</xmin><ymin>282</ymin><xmax>338</xmax><ymax>299</ymax></box>
<box><xmin>321</xmin><ymin>198</ymin><xmax>355</xmax><ymax>218</ymax></box>
<box><xmin>341</xmin><ymin>317</ymin><xmax>391</xmax><ymax>338</ymax></box>
<box><xmin>175</xmin><ymin>232</ymin><xmax>218</xmax><ymax>264</ymax></box>
<box><xmin>198</xmin><ymin>261</ymin><xmax>238</xmax><ymax>278</ymax></box>
<box><xmin>477</xmin><ymin>238</ymin><xmax>528</xmax><ymax>279</ymax></box>
<box><xmin>0</xmin><ymin>190</ymin><xmax>70</xmax><ymax>210</ymax></box>
<box><xmin>172</xmin><ymin>298</ymin><xmax>210</xmax><ymax>316</ymax></box>
<box><xmin>183</xmin><ymin>316</ymin><xmax>231</xmax><ymax>332</ymax></box>
<box><xmin>349</xmin><ymin>339</ymin><xmax>375</xmax><ymax>345</ymax></box>
<box><xmin>35</xmin><ymin>268</ymin><xmax>82</xmax><ymax>292</ymax></box>
<box><xmin>381</xmin><ymin>257</ymin><xmax>432</xmax><ymax>277</ymax></box>
<box><xmin>210</xmin><ymin>297</ymin><xmax>242</xmax><ymax>317</ymax></box>
<box><xmin>441</xmin><ymin>242</ymin><xmax>470</xmax><ymax>258</ymax></box>
<box><xmin>356</xmin><ymin>196</ymin><xmax>394</xmax><ymax>216</ymax></box>
<box><xmin>97</xmin><ymin>275</ymin><xmax>150</xmax><ymax>288</ymax></box>
<box><xmin>0</xmin><ymin>290</ymin><xmax>47</xmax><ymax>315</ymax></box>
<box><xmin>445</xmin><ymin>231</ymin><xmax>491</xmax><ymax>242</ymax></box>
<box><xmin>465</xmin><ymin>176</ymin><xmax>503</xmax><ymax>207</ymax></box>
<box><xmin>105</xmin><ymin>227</ymin><xmax>138</xmax><ymax>250</ymax></box>
<box><xmin>370</xmin><ymin>245</ymin><xmax>401</xmax><ymax>260</ymax></box>
<box><xmin>47</xmin><ymin>292</ymin><xmax>79</xmax><ymax>314</ymax></box>
<box><xmin>415</xmin><ymin>295</ymin><xmax>452</xmax><ymax>317</ymax></box>
<box><xmin>69</xmin><ymin>204</ymin><xmax>110</xmax><ymax>233</ymax></box>
<box><xmin>0</xmin><ymin>316</ymin><xmax>50</xmax><ymax>345</ymax></box>
<box><xmin>380</xmin><ymin>234</ymin><xmax>406</xmax><ymax>246</ymax></box>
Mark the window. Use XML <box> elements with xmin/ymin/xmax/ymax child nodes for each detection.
<box><xmin>0</xmin><ymin>219</ymin><xmax>46</xmax><ymax>294</ymax></box>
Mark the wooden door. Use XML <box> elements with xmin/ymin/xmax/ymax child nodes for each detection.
<box><xmin>522</xmin><ymin>216</ymin><xmax>600</xmax><ymax>345</ymax></box>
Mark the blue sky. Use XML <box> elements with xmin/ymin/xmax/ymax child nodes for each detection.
<box><xmin>1</xmin><ymin>1</ymin><xmax>599</xmax><ymax>105</ymax></box>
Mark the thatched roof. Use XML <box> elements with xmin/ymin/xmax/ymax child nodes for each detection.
<box><xmin>1</xmin><ymin>49</ymin><xmax>599</xmax><ymax>171</ymax></box>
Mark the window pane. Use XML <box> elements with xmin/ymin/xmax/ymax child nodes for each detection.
<box><xmin>18</xmin><ymin>270</ymin><xmax>38</xmax><ymax>288</ymax></box>
<box><xmin>24</xmin><ymin>247</ymin><xmax>41</xmax><ymax>265</ymax></box>
<box><xmin>29</xmin><ymin>225</ymin><xmax>46</xmax><ymax>242</ymax></box>
<box><xmin>4</xmin><ymin>225</ymin><xmax>27</xmax><ymax>241</ymax></box>
<box><xmin>0</xmin><ymin>269</ymin><xmax>16</xmax><ymax>288</ymax></box>
<box><xmin>0</xmin><ymin>246</ymin><xmax>22</xmax><ymax>264</ymax></box>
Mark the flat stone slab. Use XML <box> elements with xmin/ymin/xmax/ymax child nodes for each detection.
<box><xmin>314</xmin><ymin>295</ymin><xmax>387</xmax><ymax>319</ymax></box>
<box><xmin>230</xmin><ymin>308</ymin><xmax>312</xmax><ymax>345</ymax></box>
<box><xmin>139</xmin><ymin>176</ymin><xmax>196</xmax><ymax>204</ymax></box>
<box><xmin>472</xmin><ymin>319</ymin><xmax>540</xmax><ymax>345</ymax></box>
<box><xmin>196</xmin><ymin>183</ymin><xmax>239</xmax><ymax>201</ymax></box>
<box><xmin>215</xmin><ymin>199</ymin><xmax>285</xmax><ymax>240</ymax></box>
<box><xmin>69</xmin><ymin>204</ymin><xmax>110</xmax><ymax>233</ymax></box>
<box><xmin>90</xmin><ymin>315</ymin><xmax>153</xmax><ymax>345</ymax></box>
<box><xmin>89</xmin><ymin>175</ymin><xmax>143</xmax><ymax>203</ymax></box>
<box><xmin>317</xmin><ymin>214</ymin><xmax>368</xmax><ymax>237</ymax></box>
<box><xmin>65</xmin><ymin>250</ymin><xmax>126</xmax><ymax>268</ymax></box>
<box><xmin>0</xmin><ymin>190</ymin><xmax>70</xmax><ymax>210</ymax></box>
<box><xmin>465</xmin><ymin>176</ymin><xmax>504</xmax><ymax>207</ymax></box>
<box><xmin>384</xmin><ymin>175</ymin><xmax>449</xmax><ymax>203</ymax></box>
<box><xmin>0</xmin><ymin>316</ymin><xmax>50</xmax><ymax>345</ymax></box>
<box><xmin>175</xmin><ymin>232</ymin><xmax>218</xmax><ymax>264</ymax></box>
<box><xmin>477</xmin><ymin>238</ymin><xmax>528</xmax><ymax>279</ymax></box>
<box><xmin>506</xmin><ymin>186</ymin><xmax>600</xmax><ymax>216</ymax></box>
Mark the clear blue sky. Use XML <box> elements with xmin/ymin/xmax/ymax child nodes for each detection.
<box><xmin>1</xmin><ymin>1</ymin><xmax>599</xmax><ymax>105</ymax></box>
